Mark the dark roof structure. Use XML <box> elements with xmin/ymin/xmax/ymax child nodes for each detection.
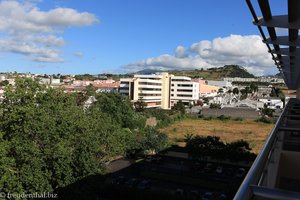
<box><xmin>247</xmin><ymin>0</ymin><xmax>300</xmax><ymax>89</ymax></box>
<box><xmin>234</xmin><ymin>1</ymin><xmax>300</xmax><ymax>199</ymax></box>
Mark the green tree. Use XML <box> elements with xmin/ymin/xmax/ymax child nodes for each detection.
<box><xmin>261</xmin><ymin>104</ymin><xmax>274</xmax><ymax>117</ymax></box>
<box><xmin>172</xmin><ymin>100</ymin><xmax>185</xmax><ymax>114</ymax></box>
<box><xmin>250</xmin><ymin>82</ymin><xmax>258</xmax><ymax>93</ymax></box>
<box><xmin>203</xmin><ymin>97</ymin><xmax>209</xmax><ymax>104</ymax></box>
<box><xmin>0</xmin><ymin>80</ymin><xmax>9</xmax><ymax>86</ymax></box>
<box><xmin>183</xmin><ymin>133</ymin><xmax>194</xmax><ymax>142</ymax></box>
<box><xmin>91</xmin><ymin>93</ymin><xmax>146</xmax><ymax>130</ymax></box>
<box><xmin>141</xmin><ymin>127</ymin><xmax>168</xmax><ymax>154</ymax></box>
<box><xmin>233</xmin><ymin>87</ymin><xmax>239</xmax><ymax>95</ymax></box>
<box><xmin>0</xmin><ymin>78</ymin><xmax>139</xmax><ymax>194</ymax></box>
<box><xmin>134</xmin><ymin>97</ymin><xmax>147</xmax><ymax>112</ymax></box>
<box><xmin>84</xmin><ymin>84</ymin><xmax>96</xmax><ymax>96</ymax></box>
<box><xmin>209</xmin><ymin>103</ymin><xmax>221</xmax><ymax>109</ymax></box>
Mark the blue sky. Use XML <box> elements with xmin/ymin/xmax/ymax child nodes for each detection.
<box><xmin>0</xmin><ymin>0</ymin><xmax>285</xmax><ymax>75</ymax></box>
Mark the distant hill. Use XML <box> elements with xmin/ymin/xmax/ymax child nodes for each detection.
<box><xmin>273</xmin><ymin>72</ymin><xmax>283</xmax><ymax>78</ymax></box>
<box><xmin>131</xmin><ymin>65</ymin><xmax>255</xmax><ymax>80</ymax></box>
<box><xmin>169</xmin><ymin>65</ymin><xmax>255</xmax><ymax>80</ymax></box>
<box><xmin>131</xmin><ymin>69</ymin><xmax>163</xmax><ymax>75</ymax></box>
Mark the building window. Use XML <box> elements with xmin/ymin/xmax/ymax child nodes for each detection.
<box><xmin>177</xmin><ymin>94</ymin><xmax>193</xmax><ymax>97</ymax></box>
<box><xmin>177</xmin><ymin>89</ymin><xmax>192</xmax><ymax>92</ymax></box>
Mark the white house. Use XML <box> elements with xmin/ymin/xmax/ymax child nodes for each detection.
<box><xmin>257</xmin><ymin>97</ymin><xmax>283</xmax><ymax>109</ymax></box>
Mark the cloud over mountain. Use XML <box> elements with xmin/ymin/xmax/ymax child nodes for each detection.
<box><xmin>125</xmin><ymin>35</ymin><xmax>275</xmax><ymax>76</ymax></box>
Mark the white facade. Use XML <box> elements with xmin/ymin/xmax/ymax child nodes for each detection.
<box><xmin>0</xmin><ymin>87</ymin><xmax>4</xmax><ymax>101</ymax></box>
<box><xmin>223</xmin><ymin>77</ymin><xmax>285</xmax><ymax>83</ymax></box>
<box><xmin>39</xmin><ymin>77</ymin><xmax>61</xmax><ymax>85</ymax></box>
<box><xmin>171</xmin><ymin>76</ymin><xmax>199</xmax><ymax>106</ymax></box>
<box><xmin>120</xmin><ymin>73</ymin><xmax>199</xmax><ymax>109</ymax></box>
<box><xmin>257</xmin><ymin>97</ymin><xmax>283</xmax><ymax>109</ymax></box>
<box><xmin>120</xmin><ymin>74</ymin><xmax>168</xmax><ymax>109</ymax></box>
<box><xmin>207</xmin><ymin>80</ymin><xmax>232</xmax><ymax>88</ymax></box>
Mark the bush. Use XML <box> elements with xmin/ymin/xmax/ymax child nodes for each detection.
<box><xmin>255</xmin><ymin>117</ymin><xmax>273</xmax><ymax>124</ymax></box>
<box><xmin>209</xmin><ymin>103</ymin><xmax>221</xmax><ymax>109</ymax></box>
<box><xmin>217</xmin><ymin>115</ymin><xmax>231</xmax><ymax>121</ymax></box>
<box><xmin>174</xmin><ymin>138</ymin><xmax>184</xmax><ymax>142</ymax></box>
<box><xmin>233</xmin><ymin>117</ymin><xmax>243</xmax><ymax>121</ymax></box>
<box><xmin>203</xmin><ymin>116</ymin><xmax>213</xmax><ymax>120</ymax></box>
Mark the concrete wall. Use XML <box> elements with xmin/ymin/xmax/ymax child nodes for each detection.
<box><xmin>201</xmin><ymin>107</ymin><xmax>260</xmax><ymax>119</ymax></box>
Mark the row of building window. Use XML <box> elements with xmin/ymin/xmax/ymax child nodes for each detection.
<box><xmin>139</xmin><ymin>82</ymin><xmax>161</xmax><ymax>86</ymax></box>
<box><xmin>176</xmin><ymin>94</ymin><xmax>193</xmax><ymax>97</ymax></box>
<box><xmin>171</xmin><ymin>84</ymin><xmax>193</xmax><ymax>87</ymax></box>
<box><xmin>138</xmin><ymin>88</ymin><xmax>161</xmax><ymax>91</ymax></box>
<box><xmin>139</xmin><ymin>94</ymin><xmax>161</xmax><ymax>97</ymax></box>
<box><xmin>171</xmin><ymin>89</ymin><xmax>193</xmax><ymax>92</ymax></box>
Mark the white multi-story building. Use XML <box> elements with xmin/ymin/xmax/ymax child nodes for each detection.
<box><xmin>207</xmin><ymin>80</ymin><xmax>232</xmax><ymax>88</ymax></box>
<box><xmin>120</xmin><ymin>73</ymin><xmax>170</xmax><ymax>109</ymax></box>
<box><xmin>223</xmin><ymin>77</ymin><xmax>285</xmax><ymax>83</ymax></box>
<box><xmin>120</xmin><ymin>73</ymin><xmax>199</xmax><ymax>109</ymax></box>
<box><xmin>171</xmin><ymin>76</ymin><xmax>199</xmax><ymax>106</ymax></box>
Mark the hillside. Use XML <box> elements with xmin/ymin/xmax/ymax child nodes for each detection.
<box><xmin>134</xmin><ymin>65</ymin><xmax>255</xmax><ymax>80</ymax></box>
<box><xmin>169</xmin><ymin>65</ymin><xmax>255</xmax><ymax>80</ymax></box>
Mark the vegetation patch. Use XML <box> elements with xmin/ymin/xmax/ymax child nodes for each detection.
<box><xmin>160</xmin><ymin>118</ymin><xmax>273</xmax><ymax>154</ymax></box>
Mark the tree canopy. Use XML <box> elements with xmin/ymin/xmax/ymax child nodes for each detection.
<box><xmin>0</xmin><ymin>78</ymin><xmax>147</xmax><ymax>194</ymax></box>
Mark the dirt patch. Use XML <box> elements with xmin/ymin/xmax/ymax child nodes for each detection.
<box><xmin>146</xmin><ymin>117</ymin><xmax>157</xmax><ymax>127</ymax></box>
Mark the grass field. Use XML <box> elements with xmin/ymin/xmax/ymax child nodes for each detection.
<box><xmin>160</xmin><ymin>118</ymin><xmax>274</xmax><ymax>154</ymax></box>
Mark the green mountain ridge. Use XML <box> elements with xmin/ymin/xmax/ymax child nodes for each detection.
<box><xmin>135</xmin><ymin>65</ymin><xmax>255</xmax><ymax>80</ymax></box>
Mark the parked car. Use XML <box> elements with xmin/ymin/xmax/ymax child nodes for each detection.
<box><xmin>145</xmin><ymin>156</ymin><xmax>155</xmax><ymax>163</ymax></box>
<box><xmin>137</xmin><ymin>180</ymin><xmax>151</xmax><ymax>190</ymax></box>
<box><xmin>175</xmin><ymin>188</ymin><xmax>185</xmax><ymax>196</ymax></box>
<box><xmin>218</xmin><ymin>193</ymin><xmax>227</xmax><ymax>200</ymax></box>
<box><xmin>203</xmin><ymin>163</ymin><xmax>213</xmax><ymax>173</ymax></box>
<box><xmin>113</xmin><ymin>176</ymin><xmax>126</xmax><ymax>185</ymax></box>
<box><xmin>216</xmin><ymin>166</ymin><xmax>223</xmax><ymax>174</ymax></box>
<box><xmin>189</xmin><ymin>190</ymin><xmax>199</xmax><ymax>200</ymax></box>
<box><xmin>126</xmin><ymin>178</ymin><xmax>139</xmax><ymax>187</ymax></box>
<box><xmin>225</xmin><ymin>167</ymin><xmax>234</xmax><ymax>176</ymax></box>
<box><xmin>202</xmin><ymin>192</ymin><xmax>213</xmax><ymax>200</ymax></box>
<box><xmin>236</xmin><ymin>168</ymin><xmax>246</xmax><ymax>178</ymax></box>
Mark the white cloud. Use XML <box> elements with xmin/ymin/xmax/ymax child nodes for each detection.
<box><xmin>0</xmin><ymin>0</ymin><xmax>98</xmax><ymax>63</ymax></box>
<box><xmin>73</xmin><ymin>52</ymin><xmax>83</xmax><ymax>58</ymax></box>
<box><xmin>125</xmin><ymin>35</ymin><xmax>275</xmax><ymax>76</ymax></box>
<box><xmin>34</xmin><ymin>35</ymin><xmax>65</xmax><ymax>47</ymax></box>
<box><xmin>175</xmin><ymin>45</ymin><xmax>187</xmax><ymax>58</ymax></box>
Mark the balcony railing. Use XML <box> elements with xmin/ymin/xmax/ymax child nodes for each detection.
<box><xmin>234</xmin><ymin>98</ymin><xmax>300</xmax><ymax>200</ymax></box>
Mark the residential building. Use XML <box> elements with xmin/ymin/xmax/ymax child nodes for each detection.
<box><xmin>120</xmin><ymin>73</ymin><xmax>199</xmax><ymax>109</ymax></box>
<box><xmin>120</xmin><ymin>73</ymin><xmax>170</xmax><ymax>109</ymax></box>
<box><xmin>224</xmin><ymin>77</ymin><xmax>285</xmax><ymax>83</ymax></box>
<box><xmin>206</xmin><ymin>80</ymin><xmax>232</xmax><ymax>88</ymax></box>
<box><xmin>39</xmin><ymin>76</ymin><xmax>61</xmax><ymax>86</ymax></box>
<box><xmin>193</xmin><ymin>79</ymin><xmax>220</xmax><ymax>97</ymax></box>
<box><xmin>0</xmin><ymin>87</ymin><xmax>4</xmax><ymax>101</ymax></box>
<box><xmin>257</xmin><ymin>97</ymin><xmax>284</xmax><ymax>110</ymax></box>
<box><xmin>94</xmin><ymin>81</ymin><xmax>120</xmax><ymax>93</ymax></box>
<box><xmin>171</xmin><ymin>76</ymin><xmax>199</xmax><ymax>106</ymax></box>
<box><xmin>199</xmin><ymin>84</ymin><xmax>219</xmax><ymax>97</ymax></box>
